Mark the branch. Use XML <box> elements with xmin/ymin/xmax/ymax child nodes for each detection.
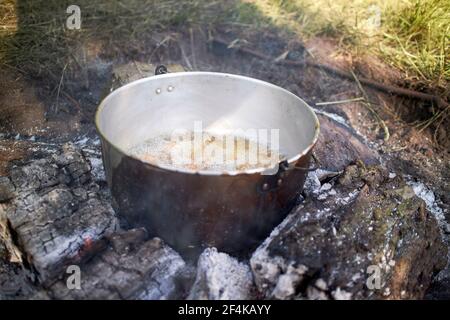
<box><xmin>210</xmin><ymin>37</ymin><xmax>448</xmax><ymax>109</ymax></box>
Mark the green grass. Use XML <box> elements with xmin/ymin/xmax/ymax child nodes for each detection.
<box><xmin>0</xmin><ymin>1</ymin><xmax>272</xmax><ymax>82</ymax></box>
<box><xmin>382</xmin><ymin>0</ymin><xmax>449</xmax><ymax>87</ymax></box>
<box><xmin>251</xmin><ymin>0</ymin><xmax>449</xmax><ymax>91</ymax></box>
<box><xmin>0</xmin><ymin>0</ymin><xmax>448</xmax><ymax>93</ymax></box>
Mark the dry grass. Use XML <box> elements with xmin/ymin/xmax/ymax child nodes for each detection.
<box><xmin>1</xmin><ymin>0</ymin><xmax>447</xmax><ymax>88</ymax></box>
<box><xmin>0</xmin><ymin>0</ymin><xmax>448</xmax><ymax>144</ymax></box>
<box><xmin>250</xmin><ymin>0</ymin><xmax>449</xmax><ymax>91</ymax></box>
<box><xmin>0</xmin><ymin>1</ymin><xmax>277</xmax><ymax>83</ymax></box>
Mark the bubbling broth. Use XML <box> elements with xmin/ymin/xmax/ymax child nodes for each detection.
<box><xmin>128</xmin><ymin>132</ymin><xmax>284</xmax><ymax>172</ymax></box>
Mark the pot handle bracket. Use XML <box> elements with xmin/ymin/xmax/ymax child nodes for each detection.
<box><xmin>258</xmin><ymin>153</ymin><xmax>320</xmax><ymax>194</ymax></box>
<box><xmin>155</xmin><ymin>65</ymin><xmax>169</xmax><ymax>75</ymax></box>
<box><xmin>280</xmin><ymin>153</ymin><xmax>320</xmax><ymax>172</ymax></box>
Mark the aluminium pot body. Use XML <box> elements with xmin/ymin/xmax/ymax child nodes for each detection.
<box><xmin>96</xmin><ymin>72</ymin><xmax>320</xmax><ymax>257</ymax></box>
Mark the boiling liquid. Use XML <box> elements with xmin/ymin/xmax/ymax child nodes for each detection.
<box><xmin>128</xmin><ymin>132</ymin><xmax>282</xmax><ymax>172</ymax></box>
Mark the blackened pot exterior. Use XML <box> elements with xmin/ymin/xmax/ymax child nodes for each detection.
<box><xmin>102</xmin><ymin>140</ymin><xmax>312</xmax><ymax>257</ymax></box>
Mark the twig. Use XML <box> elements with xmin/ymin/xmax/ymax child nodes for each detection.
<box><xmin>433</xmin><ymin>108</ymin><xmax>449</xmax><ymax>146</ymax></box>
<box><xmin>190</xmin><ymin>28</ymin><xmax>197</xmax><ymax>70</ymax></box>
<box><xmin>55</xmin><ymin>63</ymin><xmax>68</xmax><ymax>114</ymax></box>
<box><xmin>351</xmin><ymin>70</ymin><xmax>390</xmax><ymax>142</ymax></box>
<box><xmin>133</xmin><ymin>60</ymin><xmax>144</xmax><ymax>77</ymax></box>
<box><xmin>210</xmin><ymin>37</ymin><xmax>448</xmax><ymax>109</ymax></box>
<box><xmin>417</xmin><ymin>104</ymin><xmax>450</xmax><ymax>132</ymax></box>
<box><xmin>61</xmin><ymin>91</ymin><xmax>82</xmax><ymax>116</ymax></box>
<box><xmin>179</xmin><ymin>44</ymin><xmax>193</xmax><ymax>71</ymax></box>
<box><xmin>315</xmin><ymin>97</ymin><xmax>364</xmax><ymax>106</ymax></box>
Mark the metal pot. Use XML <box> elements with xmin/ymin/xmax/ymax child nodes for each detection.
<box><xmin>95</xmin><ymin>69</ymin><xmax>319</xmax><ymax>257</ymax></box>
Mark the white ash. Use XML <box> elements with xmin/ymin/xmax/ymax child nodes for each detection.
<box><xmin>351</xmin><ymin>273</ymin><xmax>361</xmax><ymax>282</ymax></box>
<box><xmin>307</xmin><ymin>286</ymin><xmax>329</xmax><ymax>300</ymax></box>
<box><xmin>137</xmin><ymin>250</ymin><xmax>186</xmax><ymax>300</ymax></box>
<box><xmin>303</xmin><ymin>171</ymin><xmax>321</xmax><ymax>196</ymax></box>
<box><xmin>74</xmin><ymin>135</ymin><xmax>101</xmax><ymax>148</ymax></box>
<box><xmin>74</xmin><ymin>136</ymin><xmax>90</xmax><ymax>146</ymax></box>
<box><xmin>406</xmin><ymin>179</ymin><xmax>450</xmax><ymax>276</ymax></box>
<box><xmin>315</xmin><ymin>278</ymin><xmax>328</xmax><ymax>291</ymax></box>
<box><xmin>312</xmin><ymin>108</ymin><xmax>349</xmax><ymax>128</ymax></box>
<box><xmin>34</xmin><ymin>226</ymin><xmax>103</xmax><ymax>268</ymax></box>
<box><xmin>188</xmin><ymin>248</ymin><xmax>253</xmax><ymax>300</ymax></box>
<box><xmin>82</xmin><ymin>148</ymin><xmax>106</xmax><ymax>182</ymax></box>
<box><xmin>250</xmin><ymin>212</ymin><xmax>298</xmax><ymax>294</ymax></box>
<box><xmin>250</xmin><ymin>209</ymin><xmax>329</xmax><ymax>299</ymax></box>
<box><xmin>331</xmin><ymin>287</ymin><xmax>352</xmax><ymax>300</ymax></box>
<box><xmin>304</xmin><ymin>171</ymin><xmax>341</xmax><ymax>200</ymax></box>
<box><xmin>271</xmin><ymin>264</ymin><xmax>308</xmax><ymax>299</ymax></box>
<box><xmin>86</xmin><ymin>156</ymin><xmax>105</xmax><ymax>182</ymax></box>
<box><xmin>317</xmin><ymin>192</ymin><xmax>329</xmax><ymax>201</ymax></box>
<box><xmin>317</xmin><ymin>183</ymin><xmax>337</xmax><ymax>201</ymax></box>
<box><xmin>336</xmin><ymin>189</ymin><xmax>360</xmax><ymax>205</ymax></box>
<box><xmin>319</xmin><ymin>183</ymin><xmax>333</xmax><ymax>192</ymax></box>
<box><xmin>407</xmin><ymin>181</ymin><xmax>446</xmax><ymax>228</ymax></box>
<box><xmin>316</xmin><ymin>168</ymin><xmax>343</xmax><ymax>181</ymax></box>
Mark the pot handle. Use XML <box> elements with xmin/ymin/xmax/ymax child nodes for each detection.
<box><xmin>279</xmin><ymin>153</ymin><xmax>320</xmax><ymax>172</ymax></box>
<box><xmin>155</xmin><ymin>65</ymin><xmax>169</xmax><ymax>75</ymax></box>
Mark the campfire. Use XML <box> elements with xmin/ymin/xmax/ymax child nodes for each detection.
<box><xmin>0</xmin><ymin>0</ymin><xmax>449</xmax><ymax>302</ymax></box>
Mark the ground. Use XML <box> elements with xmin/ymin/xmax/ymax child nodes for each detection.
<box><xmin>0</xmin><ymin>0</ymin><xmax>449</xmax><ymax>299</ymax></box>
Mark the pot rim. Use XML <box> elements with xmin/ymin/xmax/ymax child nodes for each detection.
<box><xmin>95</xmin><ymin>71</ymin><xmax>320</xmax><ymax>176</ymax></box>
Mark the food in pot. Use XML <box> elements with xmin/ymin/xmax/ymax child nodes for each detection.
<box><xmin>128</xmin><ymin>131</ymin><xmax>283</xmax><ymax>172</ymax></box>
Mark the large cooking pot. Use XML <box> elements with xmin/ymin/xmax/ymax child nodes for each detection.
<box><xmin>95</xmin><ymin>69</ymin><xmax>319</xmax><ymax>258</ymax></box>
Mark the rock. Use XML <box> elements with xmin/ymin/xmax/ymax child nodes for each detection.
<box><xmin>47</xmin><ymin>233</ymin><xmax>186</xmax><ymax>300</ymax></box>
<box><xmin>250</xmin><ymin>164</ymin><xmax>446</xmax><ymax>299</ymax></box>
<box><xmin>314</xmin><ymin>114</ymin><xmax>380</xmax><ymax>171</ymax></box>
<box><xmin>2</xmin><ymin>144</ymin><xmax>119</xmax><ymax>285</ymax></box>
<box><xmin>188</xmin><ymin>248</ymin><xmax>254</xmax><ymax>300</ymax></box>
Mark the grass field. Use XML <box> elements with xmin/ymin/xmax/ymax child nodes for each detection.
<box><xmin>251</xmin><ymin>0</ymin><xmax>449</xmax><ymax>90</ymax></box>
<box><xmin>0</xmin><ymin>0</ymin><xmax>448</xmax><ymax>92</ymax></box>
